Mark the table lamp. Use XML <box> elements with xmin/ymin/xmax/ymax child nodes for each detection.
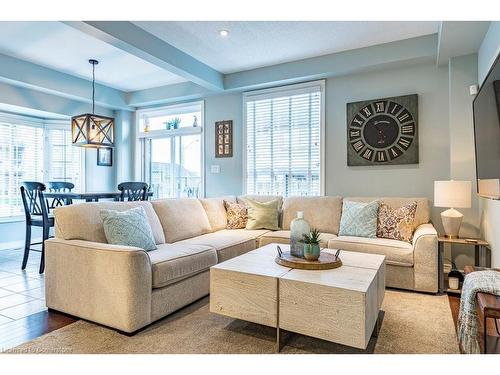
<box><xmin>434</xmin><ymin>180</ymin><xmax>471</xmax><ymax>238</ymax></box>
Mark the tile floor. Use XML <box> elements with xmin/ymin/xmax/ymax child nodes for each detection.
<box><xmin>0</xmin><ymin>247</ymin><xmax>47</xmax><ymax>325</ymax></box>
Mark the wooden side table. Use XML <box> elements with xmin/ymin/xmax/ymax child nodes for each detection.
<box><xmin>464</xmin><ymin>265</ymin><xmax>500</xmax><ymax>354</ymax></box>
<box><xmin>437</xmin><ymin>236</ymin><xmax>490</xmax><ymax>294</ymax></box>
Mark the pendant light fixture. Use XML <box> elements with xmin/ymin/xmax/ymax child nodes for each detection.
<box><xmin>72</xmin><ymin>59</ymin><xmax>114</xmax><ymax>147</ymax></box>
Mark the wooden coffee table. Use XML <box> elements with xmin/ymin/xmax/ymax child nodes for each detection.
<box><xmin>210</xmin><ymin>243</ymin><xmax>386</xmax><ymax>351</ymax></box>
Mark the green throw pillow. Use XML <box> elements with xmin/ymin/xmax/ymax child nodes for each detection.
<box><xmin>339</xmin><ymin>200</ymin><xmax>379</xmax><ymax>238</ymax></box>
<box><xmin>100</xmin><ymin>206</ymin><xmax>157</xmax><ymax>251</ymax></box>
<box><xmin>244</xmin><ymin>198</ymin><xmax>280</xmax><ymax>230</ymax></box>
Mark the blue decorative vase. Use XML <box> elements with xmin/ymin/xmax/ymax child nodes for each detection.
<box><xmin>304</xmin><ymin>243</ymin><xmax>321</xmax><ymax>261</ymax></box>
<box><xmin>290</xmin><ymin>211</ymin><xmax>310</xmax><ymax>258</ymax></box>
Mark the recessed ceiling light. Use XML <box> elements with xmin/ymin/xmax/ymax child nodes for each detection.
<box><xmin>219</xmin><ymin>29</ymin><xmax>229</xmax><ymax>38</ymax></box>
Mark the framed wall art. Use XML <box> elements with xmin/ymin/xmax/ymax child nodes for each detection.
<box><xmin>97</xmin><ymin>147</ymin><xmax>113</xmax><ymax>167</ymax></box>
<box><xmin>347</xmin><ymin>94</ymin><xmax>418</xmax><ymax>166</ymax></box>
<box><xmin>215</xmin><ymin>120</ymin><xmax>233</xmax><ymax>158</ymax></box>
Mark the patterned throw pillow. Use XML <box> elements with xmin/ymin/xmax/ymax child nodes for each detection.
<box><xmin>100</xmin><ymin>206</ymin><xmax>157</xmax><ymax>251</ymax></box>
<box><xmin>244</xmin><ymin>198</ymin><xmax>280</xmax><ymax>231</ymax></box>
<box><xmin>377</xmin><ymin>201</ymin><xmax>418</xmax><ymax>243</ymax></box>
<box><xmin>339</xmin><ymin>200</ymin><xmax>379</xmax><ymax>238</ymax></box>
<box><xmin>224</xmin><ymin>200</ymin><xmax>248</xmax><ymax>229</ymax></box>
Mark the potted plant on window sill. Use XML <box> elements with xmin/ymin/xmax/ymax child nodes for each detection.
<box><xmin>302</xmin><ymin>228</ymin><xmax>321</xmax><ymax>261</ymax></box>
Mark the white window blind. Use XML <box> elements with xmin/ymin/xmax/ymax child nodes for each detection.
<box><xmin>0</xmin><ymin>115</ymin><xmax>84</xmax><ymax>220</ymax></box>
<box><xmin>0</xmin><ymin>120</ymin><xmax>44</xmax><ymax>218</ymax></box>
<box><xmin>45</xmin><ymin>127</ymin><xmax>83</xmax><ymax>190</ymax></box>
<box><xmin>244</xmin><ymin>81</ymin><xmax>324</xmax><ymax>197</ymax></box>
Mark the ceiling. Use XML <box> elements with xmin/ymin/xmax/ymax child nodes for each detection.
<box><xmin>0</xmin><ymin>21</ymin><xmax>187</xmax><ymax>91</ymax></box>
<box><xmin>134</xmin><ymin>21</ymin><xmax>440</xmax><ymax>73</ymax></box>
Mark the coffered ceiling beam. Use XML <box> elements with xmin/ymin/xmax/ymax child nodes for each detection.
<box><xmin>0</xmin><ymin>80</ymin><xmax>114</xmax><ymax>118</ymax></box>
<box><xmin>64</xmin><ymin>21</ymin><xmax>224</xmax><ymax>91</ymax></box>
<box><xmin>128</xmin><ymin>34</ymin><xmax>439</xmax><ymax>108</ymax></box>
<box><xmin>436</xmin><ymin>21</ymin><xmax>490</xmax><ymax>66</ymax></box>
<box><xmin>224</xmin><ymin>34</ymin><xmax>438</xmax><ymax>91</ymax></box>
<box><xmin>0</xmin><ymin>53</ymin><xmax>131</xmax><ymax>111</ymax></box>
<box><xmin>127</xmin><ymin>82</ymin><xmax>213</xmax><ymax>107</ymax></box>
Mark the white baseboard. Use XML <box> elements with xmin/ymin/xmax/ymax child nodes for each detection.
<box><xmin>0</xmin><ymin>238</ymin><xmax>42</xmax><ymax>251</ymax></box>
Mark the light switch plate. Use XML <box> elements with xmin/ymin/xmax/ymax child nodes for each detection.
<box><xmin>211</xmin><ymin>165</ymin><xmax>220</xmax><ymax>173</ymax></box>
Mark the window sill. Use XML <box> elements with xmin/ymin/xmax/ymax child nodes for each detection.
<box><xmin>0</xmin><ymin>217</ymin><xmax>25</xmax><ymax>224</ymax></box>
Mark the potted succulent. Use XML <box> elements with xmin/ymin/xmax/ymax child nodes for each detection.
<box><xmin>166</xmin><ymin>117</ymin><xmax>181</xmax><ymax>130</ymax></box>
<box><xmin>302</xmin><ymin>228</ymin><xmax>321</xmax><ymax>261</ymax></box>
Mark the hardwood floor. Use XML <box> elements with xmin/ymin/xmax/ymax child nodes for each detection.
<box><xmin>0</xmin><ymin>247</ymin><xmax>76</xmax><ymax>351</ymax></box>
<box><xmin>448</xmin><ymin>294</ymin><xmax>500</xmax><ymax>354</ymax></box>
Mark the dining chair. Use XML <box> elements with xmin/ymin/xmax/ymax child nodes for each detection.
<box><xmin>20</xmin><ymin>182</ymin><xmax>54</xmax><ymax>273</ymax></box>
<box><xmin>46</xmin><ymin>181</ymin><xmax>75</xmax><ymax>209</ymax></box>
<box><xmin>117</xmin><ymin>182</ymin><xmax>149</xmax><ymax>201</ymax></box>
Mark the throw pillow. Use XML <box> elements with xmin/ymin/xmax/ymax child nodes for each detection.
<box><xmin>339</xmin><ymin>200</ymin><xmax>379</xmax><ymax>238</ymax></box>
<box><xmin>224</xmin><ymin>200</ymin><xmax>248</xmax><ymax>229</ymax></box>
<box><xmin>377</xmin><ymin>201</ymin><xmax>418</xmax><ymax>242</ymax></box>
<box><xmin>244</xmin><ymin>198</ymin><xmax>280</xmax><ymax>231</ymax></box>
<box><xmin>100</xmin><ymin>206</ymin><xmax>157</xmax><ymax>251</ymax></box>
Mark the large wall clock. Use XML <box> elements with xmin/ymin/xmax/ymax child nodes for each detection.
<box><xmin>347</xmin><ymin>94</ymin><xmax>418</xmax><ymax>166</ymax></box>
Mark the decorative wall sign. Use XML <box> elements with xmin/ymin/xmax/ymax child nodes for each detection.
<box><xmin>215</xmin><ymin>120</ymin><xmax>233</xmax><ymax>158</ymax></box>
<box><xmin>347</xmin><ymin>94</ymin><xmax>418</xmax><ymax>166</ymax></box>
<box><xmin>97</xmin><ymin>147</ymin><xmax>113</xmax><ymax>167</ymax></box>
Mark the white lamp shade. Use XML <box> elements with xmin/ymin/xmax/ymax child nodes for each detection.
<box><xmin>434</xmin><ymin>180</ymin><xmax>471</xmax><ymax>208</ymax></box>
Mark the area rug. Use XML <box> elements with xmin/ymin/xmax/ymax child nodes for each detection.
<box><xmin>7</xmin><ymin>290</ymin><xmax>459</xmax><ymax>354</ymax></box>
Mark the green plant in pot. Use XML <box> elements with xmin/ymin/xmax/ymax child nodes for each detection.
<box><xmin>166</xmin><ymin>117</ymin><xmax>181</xmax><ymax>130</ymax></box>
<box><xmin>302</xmin><ymin>228</ymin><xmax>321</xmax><ymax>261</ymax></box>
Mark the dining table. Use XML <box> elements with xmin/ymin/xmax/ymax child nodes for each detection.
<box><xmin>43</xmin><ymin>191</ymin><xmax>153</xmax><ymax>203</ymax></box>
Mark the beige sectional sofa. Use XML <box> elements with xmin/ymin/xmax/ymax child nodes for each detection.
<box><xmin>45</xmin><ymin>195</ymin><xmax>438</xmax><ymax>333</ymax></box>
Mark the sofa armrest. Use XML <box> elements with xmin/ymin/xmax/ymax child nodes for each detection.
<box><xmin>45</xmin><ymin>238</ymin><xmax>152</xmax><ymax>333</ymax></box>
<box><xmin>412</xmin><ymin>223</ymin><xmax>438</xmax><ymax>293</ymax></box>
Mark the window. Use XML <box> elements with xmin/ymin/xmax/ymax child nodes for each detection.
<box><xmin>244</xmin><ymin>81</ymin><xmax>325</xmax><ymax>197</ymax></box>
<box><xmin>138</xmin><ymin>102</ymin><xmax>204</xmax><ymax>199</ymax></box>
<box><xmin>0</xmin><ymin>114</ymin><xmax>84</xmax><ymax>219</ymax></box>
<box><xmin>45</xmin><ymin>124</ymin><xmax>84</xmax><ymax>189</ymax></box>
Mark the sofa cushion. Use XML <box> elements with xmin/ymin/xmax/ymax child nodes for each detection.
<box><xmin>258</xmin><ymin>230</ymin><xmax>337</xmax><ymax>248</ymax></box>
<box><xmin>199</xmin><ymin>196</ymin><xmax>235</xmax><ymax>232</ymax></box>
<box><xmin>328</xmin><ymin>236</ymin><xmax>414</xmax><ymax>267</ymax></box>
<box><xmin>176</xmin><ymin>229</ymin><xmax>269</xmax><ymax>263</ymax></box>
<box><xmin>377</xmin><ymin>201</ymin><xmax>418</xmax><ymax>242</ymax></box>
<box><xmin>282</xmin><ymin>196</ymin><xmax>343</xmax><ymax>234</ymax></box>
<box><xmin>243</xmin><ymin>198</ymin><xmax>280</xmax><ymax>230</ymax></box>
<box><xmin>147</xmin><ymin>243</ymin><xmax>217</xmax><ymax>288</ymax></box>
<box><xmin>54</xmin><ymin>201</ymin><xmax>165</xmax><ymax>245</ymax></box>
<box><xmin>101</xmin><ymin>207</ymin><xmax>157</xmax><ymax>251</ymax></box>
<box><xmin>238</xmin><ymin>195</ymin><xmax>283</xmax><ymax>227</ymax></box>
<box><xmin>339</xmin><ymin>200</ymin><xmax>379</xmax><ymax>238</ymax></box>
<box><xmin>237</xmin><ymin>194</ymin><xmax>283</xmax><ymax>207</ymax></box>
<box><xmin>224</xmin><ymin>200</ymin><xmax>248</xmax><ymax>229</ymax></box>
<box><xmin>346</xmin><ymin>197</ymin><xmax>429</xmax><ymax>230</ymax></box>
<box><xmin>152</xmin><ymin>198</ymin><xmax>212</xmax><ymax>243</ymax></box>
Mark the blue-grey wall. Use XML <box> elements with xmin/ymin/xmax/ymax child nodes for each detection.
<box><xmin>478</xmin><ymin>22</ymin><xmax>500</xmax><ymax>84</ymax></box>
<box><xmin>204</xmin><ymin>93</ymin><xmax>243</xmax><ymax>197</ymax></box>
<box><xmin>203</xmin><ymin>62</ymin><xmax>451</xmax><ymax>229</ymax></box>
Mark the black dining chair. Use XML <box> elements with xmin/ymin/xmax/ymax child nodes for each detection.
<box><xmin>20</xmin><ymin>182</ymin><xmax>54</xmax><ymax>274</ymax></box>
<box><xmin>46</xmin><ymin>181</ymin><xmax>75</xmax><ymax>210</ymax></box>
<box><xmin>117</xmin><ymin>182</ymin><xmax>149</xmax><ymax>201</ymax></box>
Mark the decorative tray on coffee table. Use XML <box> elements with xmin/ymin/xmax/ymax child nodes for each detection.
<box><xmin>275</xmin><ymin>250</ymin><xmax>342</xmax><ymax>270</ymax></box>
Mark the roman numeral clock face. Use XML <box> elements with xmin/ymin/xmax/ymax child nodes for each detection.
<box><xmin>348</xmin><ymin>95</ymin><xmax>418</xmax><ymax>165</ymax></box>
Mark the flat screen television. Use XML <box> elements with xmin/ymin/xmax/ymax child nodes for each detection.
<box><xmin>473</xmin><ymin>51</ymin><xmax>500</xmax><ymax>199</ymax></box>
